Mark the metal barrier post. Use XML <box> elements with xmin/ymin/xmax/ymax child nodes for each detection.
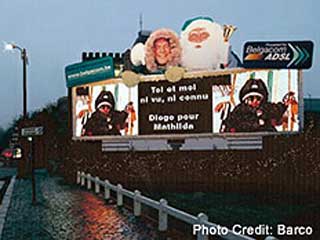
<box><xmin>134</xmin><ymin>190</ymin><xmax>141</xmax><ymax>216</ymax></box>
<box><xmin>197</xmin><ymin>213</ymin><xmax>208</xmax><ymax>240</ymax></box>
<box><xmin>81</xmin><ymin>172</ymin><xmax>85</xmax><ymax>186</ymax></box>
<box><xmin>95</xmin><ymin>177</ymin><xmax>100</xmax><ymax>193</ymax></box>
<box><xmin>158</xmin><ymin>199</ymin><xmax>168</xmax><ymax>231</ymax></box>
<box><xmin>76</xmin><ymin>171</ymin><xmax>80</xmax><ymax>184</ymax></box>
<box><xmin>104</xmin><ymin>180</ymin><xmax>110</xmax><ymax>200</ymax></box>
<box><xmin>87</xmin><ymin>173</ymin><xmax>92</xmax><ymax>190</ymax></box>
<box><xmin>117</xmin><ymin>184</ymin><xmax>123</xmax><ymax>206</ymax></box>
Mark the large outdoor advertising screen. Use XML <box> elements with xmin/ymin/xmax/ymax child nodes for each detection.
<box><xmin>73</xmin><ymin>69</ymin><xmax>300</xmax><ymax>138</ymax></box>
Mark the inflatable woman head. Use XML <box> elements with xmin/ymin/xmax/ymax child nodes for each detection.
<box><xmin>145</xmin><ymin>28</ymin><xmax>182</xmax><ymax>72</ymax></box>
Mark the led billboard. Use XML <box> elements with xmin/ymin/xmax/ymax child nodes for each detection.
<box><xmin>73</xmin><ymin>69</ymin><xmax>300</xmax><ymax>138</ymax></box>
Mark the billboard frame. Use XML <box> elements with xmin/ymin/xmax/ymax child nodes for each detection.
<box><xmin>71</xmin><ymin>68</ymin><xmax>304</xmax><ymax>141</ymax></box>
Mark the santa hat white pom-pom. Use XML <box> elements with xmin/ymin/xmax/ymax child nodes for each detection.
<box><xmin>130</xmin><ymin>43</ymin><xmax>146</xmax><ymax>66</ymax></box>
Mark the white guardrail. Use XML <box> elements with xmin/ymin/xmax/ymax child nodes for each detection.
<box><xmin>77</xmin><ymin>171</ymin><xmax>272</xmax><ymax>240</ymax></box>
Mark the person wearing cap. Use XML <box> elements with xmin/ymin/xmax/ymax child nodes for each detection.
<box><xmin>221</xmin><ymin>78</ymin><xmax>290</xmax><ymax>133</ymax></box>
<box><xmin>82</xmin><ymin>90</ymin><xmax>128</xmax><ymax>136</ymax></box>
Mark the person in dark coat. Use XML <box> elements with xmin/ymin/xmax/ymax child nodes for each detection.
<box><xmin>82</xmin><ymin>90</ymin><xmax>128</xmax><ymax>136</ymax></box>
<box><xmin>221</xmin><ymin>78</ymin><xmax>289</xmax><ymax>133</ymax></box>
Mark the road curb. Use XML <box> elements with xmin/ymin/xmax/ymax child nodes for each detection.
<box><xmin>0</xmin><ymin>176</ymin><xmax>16</xmax><ymax>238</ymax></box>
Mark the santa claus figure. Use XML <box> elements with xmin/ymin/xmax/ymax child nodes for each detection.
<box><xmin>180</xmin><ymin>16</ymin><xmax>238</xmax><ymax>71</ymax></box>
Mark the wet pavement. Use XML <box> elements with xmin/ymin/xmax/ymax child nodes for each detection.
<box><xmin>0</xmin><ymin>172</ymin><xmax>161</xmax><ymax>240</ymax></box>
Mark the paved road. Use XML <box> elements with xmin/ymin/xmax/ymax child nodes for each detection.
<box><xmin>1</xmin><ymin>172</ymin><xmax>161</xmax><ymax>240</ymax></box>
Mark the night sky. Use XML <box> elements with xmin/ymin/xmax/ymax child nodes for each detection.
<box><xmin>0</xmin><ymin>0</ymin><xmax>318</xmax><ymax>127</ymax></box>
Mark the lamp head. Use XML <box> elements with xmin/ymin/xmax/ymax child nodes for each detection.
<box><xmin>3</xmin><ymin>42</ymin><xmax>15</xmax><ymax>51</ymax></box>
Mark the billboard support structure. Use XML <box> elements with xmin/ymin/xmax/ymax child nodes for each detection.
<box><xmin>298</xmin><ymin>70</ymin><xmax>304</xmax><ymax>131</ymax></box>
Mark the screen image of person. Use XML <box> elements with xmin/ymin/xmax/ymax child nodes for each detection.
<box><xmin>82</xmin><ymin>90</ymin><xmax>128</xmax><ymax>136</ymax></box>
<box><xmin>220</xmin><ymin>78</ymin><xmax>295</xmax><ymax>133</ymax></box>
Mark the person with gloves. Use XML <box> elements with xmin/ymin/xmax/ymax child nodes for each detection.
<box><xmin>82</xmin><ymin>90</ymin><xmax>128</xmax><ymax>136</ymax></box>
<box><xmin>221</xmin><ymin>78</ymin><xmax>290</xmax><ymax>133</ymax></box>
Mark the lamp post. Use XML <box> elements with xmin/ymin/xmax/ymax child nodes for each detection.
<box><xmin>4</xmin><ymin>42</ymin><xmax>35</xmax><ymax>204</ymax></box>
<box><xmin>4</xmin><ymin>42</ymin><xmax>28</xmax><ymax>119</ymax></box>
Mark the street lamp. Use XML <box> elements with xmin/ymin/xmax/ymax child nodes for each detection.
<box><xmin>4</xmin><ymin>42</ymin><xmax>28</xmax><ymax>119</ymax></box>
<box><xmin>4</xmin><ymin>42</ymin><xmax>35</xmax><ymax>204</ymax></box>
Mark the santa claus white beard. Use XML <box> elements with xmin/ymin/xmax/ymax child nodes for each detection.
<box><xmin>181</xmin><ymin>36</ymin><xmax>223</xmax><ymax>71</ymax></box>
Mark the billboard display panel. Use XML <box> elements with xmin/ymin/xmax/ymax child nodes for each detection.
<box><xmin>75</xmin><ymin>81</ymin><xmax>138</xmax><ymax>137</ymax></box>
<box><xmin>213</xmin><ymin>70</ymin><xmax>299</xmax><ymax>133</ymax></box>
<box><xmin>73</xmin><ymin>69</ymin><xmax>300</xmax><ymax>138</ymax></box>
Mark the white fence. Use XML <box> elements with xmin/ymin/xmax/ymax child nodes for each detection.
<box><xmin>77</xmin><ymin>171</ymin><xmax>272</xmax><ymax>240</ymax></box>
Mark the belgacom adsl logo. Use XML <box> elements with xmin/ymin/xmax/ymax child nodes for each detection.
<box><xmin>287</xmin><ymin>43</ymin><xmax>311</xmax><ymax>68</ymax></box>
<box><xmin>243</xmin><ymin>41</ymin><xmax>313</xmax><ymax>69</ymax></box>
